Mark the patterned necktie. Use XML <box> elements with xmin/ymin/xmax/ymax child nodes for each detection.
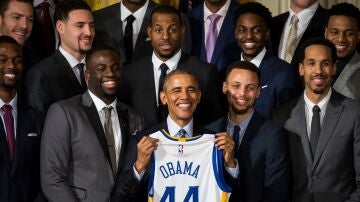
<box><xmin>103</xmin><ymin>107</ymin><xmax>117</xmax><ymax>176</ymax></box>
<box><xmin>124</xmin><ymin>15</ymin><xmax>136</xmax><ymax>64</ymax></box>
<box><xmin>233</xmin><ymin>125</ymin><xmax>240</xmax><ymax>152</ymax></box>
<box><xmin>310</xmin><ymin>105</ymin><xmax>321</xmax><ymax>156</ymax></box>
<box><xmin>76</xmin><ymin>63</ymin><xmax>87</xmax><ymax>90</ymax></box>
<box><xmin>284</xmin><ymin>15</ymin><xmax>299</xmax><ymax>63</ymax></box>
<box><xmin>177</xmin><ymin>129</ymin><xmax>188</xmax><ymax>138</ymax></box>
<box><xmin>2</xmin><ymin>104</ymin><xmax>15</xmax><ymax>162</ymax></box>
<box><xmin>36</xmin><ymin>1</ymin><xmax>55</xmax><ymax>56</ymax></box>
<box><xmin>206</xmin><ymin>14</ymin><xmax>221</xmax><ymax>63</ymax></box>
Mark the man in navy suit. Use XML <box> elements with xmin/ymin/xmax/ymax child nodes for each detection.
<box><xmin>187</xmin><ymin>0</ymin><xmax>240</xmax><ymax>76</ymax></box>
<box><xmin>233</xmin><ymin>2</ymin><xmax>301</xmax><ymax>118</ymax></box>
<box><xmin>207</xmin><ymin>61</ymin><xmax>289</xmax><ymax>202</ymax></box>
<box><xmin>0</xmin><ymin>36</ymin><xmax>44</xmax><ymax>202</ymax></box>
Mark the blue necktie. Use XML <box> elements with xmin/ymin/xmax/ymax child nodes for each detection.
<box><xmin>233</xmin><ymin>126</ymin><xmax>240</xmax><ymax>152</ymax></box>
<box><xmin>177</xmin><ymin>129</ymin><xmax>187</xmax><ymax>138</ymax></box>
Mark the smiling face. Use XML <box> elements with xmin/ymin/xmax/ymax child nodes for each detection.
<box><xmin>85</xmin><ymin>49</ymin><xmax>121</xmax><ymax>104</ymax></box>
<box><xmin>0</xmin><ymin>42</ymin><xmax>22</xmax><ymax>93</ymax></box>
<box><xmin>148</xmin><ymin>12</ymin><xmax>184</xmax><ymax>61</ymax></box>
<box><xmin>160</xmin><ymin>73</ymin><xmax>201</xmax><ymax>127</ymax></box>
<box><xmin>223</xmin><ymin>68</ymin><xmax>260</xmax><ymax>117</ymax></box>
<box><xmin>325</xmin><ymin>15</ymin><xmax>360</xmax><ymax>59</ymax></box>
<box><xmin>235</xmin><ymin>13</ymin><xmax>269</xmax><ymax>61</ymax></box>
<box><xmin>0</xmin><ymin>1</ymin><xmax>33</xmax><ymax>46</ymax></box>
<box><xmin>300</xmin><ymin>44</ymin><xmax>336</xmax><ymax>100</ymax></box>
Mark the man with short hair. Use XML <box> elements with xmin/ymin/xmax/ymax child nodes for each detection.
<box><xmin>325</xmin><ymin>3</ymin><xmax>360</xmax><ymax>101</ymax></box>
<box><xmin>25</xmin><ymin>0</ymin><xmax>94</xmax><ymax>113</ymax></box>
<box><xmin>41</xmin><ymin>46</ymin><xmax>143</xmax><ymax>201</ymax></box>
<box><xmin>272</xmin><ymin>38</ymin><xmax>360</xmax><ymax>202</ymax></box>
<box><xmin>0</xmin><ymin>35</ymin><xmax>44</xmax><ymax>202</ymax></box>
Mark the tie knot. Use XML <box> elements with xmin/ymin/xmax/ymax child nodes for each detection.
<box><xmin>160</xmin><ymin>63</ymin><xmax>169</xmax><ymax>73</ymax></box>
<box><xmin>208</xmin><ymin>13</ymin><xmax>221</xmax><ymax>23</ymax></box>
<box><xmin>290</xmin><ymin>15</ymin><xmax>299</xmax><ymax>25</ymax></box>
<box><xmin>39</xmin><ymin>1</ymin><xmax>50</xmax><ymax>9</ymax></box>
<box><xmin>103</xmin><ymin>106</ymin><xmax>113</xmax><ymax>116</ymax></box>
<box><xmin>177</xmin><ymin>129</ymin><xmax>188</xmax><ymax>138</ymax></box>
<box><xmin>313</xmin><ymin>105</ymin><xmax>321</xmax><ymax>113</ymax></box>
<box><xmin>76</xmin><ymin>63</ymin><xmax>85</xmax><ymax>71</ymax></box>
<box><xmin>127</xmin><ymin>15</ymin><xmax>136</xmax><ymax>24</ymax></box>
<box><xmin>1</xmin><ymin>104</ymin><xmax>12</xmax><ymax>112</ymax></box>
<box><xmin>233</xmin><ymin>125</ymin><xmax>240</xmax><ymax>134</ymax></box>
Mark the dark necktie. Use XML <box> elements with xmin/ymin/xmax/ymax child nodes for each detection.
<box><xmin>157</xmin><ymin>63</ymin><xmax>169</xmax><ymax>121</ymax></box>
<box><xmin>2</xmin><ymin>104</ymin><xmax>15</xmax><ymax>162</ymax></box>
<box><xmin>177</xmin><ymin>129</ymin><xmax>188</xmax><ymax>138</ymax></box>
<box><xmin>310</xmin><ymin>105</ymin><xmax>321</xmax><ymax>155</ymax></box>
<box><xmin>124</xmin><ymin>15</ymin><xmax>136</xmax><ymax>64</ymax></box>
<box><xmin>103</xmin><ymin>107</ymin><xmax>117</xmax><ymax>176</ymax></box>
<box><xmin>36</xmin><ymin>1</ymin><xmax>55</xmax><ymax>56</ymax></box>
<box><xmin>233</xmin><ymin>125</ymin><xmax>240</xmax><ymax>153</ymax></box>
<box><xmin>76</xmin><ymin>63</ymin><xmax>87</xmax><ymax>90</ymax></box>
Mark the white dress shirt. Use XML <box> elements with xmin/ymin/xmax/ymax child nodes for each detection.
<box><xmin>58</xmin><ymin>47</ymin><xmax>86</xmax><ymax>85</ymax></box>
<box><xmin>152</xmin><ymin>50</ymin><xmax>181</xmax><ymax>105</ymax></box>
<box><xmin>120</xmin><ymin>0</ymin><xmax>149</xmax><ymax>49</ymax></box>
<box><xmin>303</xmin><ymin>88</ymin><xmax>332</xmax><ymax>138</ymax></box>
<box><xmin>278</xmin><ymin>2</ymin><xmax>319</xmax><ymax>59</ymax></box>
<box><xmin>0</xmin><ymin>95</ymin><xmax>18</xmax><ymax>138</ymax></box>
<box><xmin>88</xmin><ymin>90</ymin><xmax>122</xmax><ymax>165</ymax></box>
<box><xmin>241</xmin><ymin>47</ymin><xmax>266</xmax><ymax>68</ymax></box>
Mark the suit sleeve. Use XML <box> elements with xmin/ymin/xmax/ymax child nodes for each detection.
<box><xmin>40</xmin><ymin>103</ymin><xmax>78</xmax><ymax>202</ymax></box>
<box><xmin>25</xmin><ymin>68</ymin><xmax>47</xmax><ymax>113</ymax></box>
<box><xmin>264</xmin><ymin>129</ymin><xmax>290</xmax><ymax>202</ymax></box>
<box><xmin>276</xmin><ymin>64</ymin><xmax>302</xmax><ymax>108</ymax></box>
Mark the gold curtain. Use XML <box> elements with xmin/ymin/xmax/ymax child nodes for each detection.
<box><xmin>84</xmin><ymin>0</ymin><xmax>120</xmax><ymax>11</ymax></box>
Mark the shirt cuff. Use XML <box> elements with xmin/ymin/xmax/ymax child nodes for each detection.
<box><xmin>133</xmin><ymin>164</ymin><xmax>146</xmax><ymax>181</ymax></box>
<box><xmin>225</xmin><ymin>159</ymin><xmax>239</xmax><ymax>178</ymax></box>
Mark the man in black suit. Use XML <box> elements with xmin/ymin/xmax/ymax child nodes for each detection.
<box><xmin>272</xmin><ymin>38</ymin><xmax>360</xmax><ymax>202</ymax></box>
<box><xmin>118</xmin><ymin>5</ymin><xmax>224</xmax><ymax>128</ymax></box>
<box><xmin>113</xmin><ymin>69</ymin><xmax>237</xmax><ymax>201</ymax></box>
<box><xmin>0</xmin><ymin>36</ymin><xmax>44</xmax><ymax>202</ymax></box>
<box><xmin>271</xmin><ymin>0</ymin><xmax>328</xmax><ymax>66</ymax></box>
<box><xmin>206</xmin><ymin>61</ymin><xmax>289</xmax><ymax>202</ymax></box>
<box><xmin>24</xmin><ymin>0</ymin><xmax>94</xmax><ymax>113</ymax></box>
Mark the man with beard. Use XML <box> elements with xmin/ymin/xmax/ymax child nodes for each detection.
<box><xmin>118</xmin><ymin>5</ymin><xmax>223</xmax><ymax>129</ymax></box>
<box><xmin>233</xmin><ymin>2</ymin><xmax>301</xmax><ymax>118</ymax></box>
<box><xmin>0</xmin><ymin>35</ymin><xmax>44</xmax><ymax>202</ymax></box>
<box><xmin>272</xmin><ymin>38</ymin><xmax>360</xmax><ymax>202</ymax></box>
<box><xmin>24</xmin><ymin>0</ymin><xmax>94</xmax><ymax>113</ymax></box>
<box><xmin>41</xmin><ymin>46</ymin><xmax>143</xmax><ymax>202</ymax></box>
<box><xmin>206</xmin><ymin>61</ymin><xmax>289</xmax><ymax>202</ymax></box>
<box><xmin>325</xmin><ymin>3</ymin><xmax>360</xmax><ymax>101</ymax></box>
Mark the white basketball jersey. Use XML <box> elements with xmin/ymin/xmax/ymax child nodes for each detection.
<box><xmin>148</xmin><ymin>130</ymin><xmax>232</xmax><ymax>202</ymax></box>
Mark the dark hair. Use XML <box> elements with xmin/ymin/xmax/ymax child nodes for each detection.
<box><xmin>0</xmin><ymin>0</ymin><xmax>32</xmax><ymax>15</ymax></box>
<box><xmin>297</xmin><ymin>37</ymin><xmax>337</xmax><ymax>64</ymax></box>
<box><xmin>327</xmin><ymin>3</ymin><xmax>360</xmax><ymax>30</ymax></box>
<box><xmin>225</xmin><ymin>61</ymin><xmax>261</xmax><ymax>85</ymax></box>
<box><xmin>0</xmin><ymin>35</ymin><xmax>21</xmax><ymax>48</ymax></box>
<box><xmin>54</xmin><ymin>0</ymin><xmax>92</xmax><ymax>23</ymax></box>
<box><xmin>85</xmin><ymin>46</ymin><xmax>120</xmax><ymax>66</ymax></box>
<box><xmin>233</xmin><ymin>2</ymin><xmax>272</xmax><ymax>28</ymax></box>
<box><xmin>162</xmin><ymin>69</ymin><xmax>199</xmax><ymax>91</ymax></box>
<box><xmin>150</xmin><ymin>5</ymin><xmax>183</xmax><ymax>26</ymax></box>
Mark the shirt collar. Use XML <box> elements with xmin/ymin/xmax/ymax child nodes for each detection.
<box><xmin>33</xmin><ymin>0</ymin><xmax>55</xmax><ymax>8</ymax></box>
<box><xmin>304</xmin><ymin>88</ymin><xmax>332</xmax><ymax>113</ymax></box>
<box><xmin>88</xmin><ymin>90</ymin><xmax>117</xmax><ymax>113</ymax></box>
<box><xmin>289</xmin><ymin>2</ymin><xmax>318</xmax><ymax>28</ymax></box>
<box><xmin>152</xmin><ymin>50</ymin><xmax>182</xmax><ymax>71</ymax></box>
<box><xmin>241</xmin><ymin>47</ymin><xmax>266</xmax><ymax>67</ymax></box>
<box><xmin>203</xmin><ymin>0</ymin><xmax>231</xmax><ymax>21</ymax></box>
<box><xmin>120</xmin><ymin>0</ymin><xmax>149</xmax><ymax>21</ymax></box>
<box><xmin>0</xmin><ymin>94</ymin><xmax>18</xmax><ymax>114</ymax></box>
<box><xmin>59</xmin><ymin>46</ymin><xmax>85</xmax><ymax>68</ymax></box>
<box><xmin>167</xmin><ymin>115</ymin><xmax>193</xmax><ymax>137</ymax></box>
<box><xmin>227</xmin><ymin>109</ymin><xmax>254</xmax><ymax>130</ymax></box>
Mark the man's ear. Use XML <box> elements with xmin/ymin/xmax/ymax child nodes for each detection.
<box><xmin>160</xmin><ymin>91</ymin><xmax>167</xmax><ymax>105</ymax></box>
<box><xmin>222</xmin><ymin>81</ymin><xmax>228</xmax><ymax>94</ymax></box>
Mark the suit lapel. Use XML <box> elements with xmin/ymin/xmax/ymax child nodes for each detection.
<box><xmin>177</xmin><ymin>51</ymin><xmax>190</xmax><ymax>70</ymax></box>
<box><xmin>0</xmin><ymin>119</ymin><xmax>10</xmax><ymax>173</ymax></box>
<box><xmin>313</xmin><ymin>92</ymin><xmax>343</xmax><ymax>168</ymax></box>
<box><xmin>258</xmin><ymin>52</ymin><xmax>274</xmax><ymax>86</ymax></box>
<box><xmin>115</xmin><ymin>103</ymin><xmax>129</xmax><ymax>174</ymax></box>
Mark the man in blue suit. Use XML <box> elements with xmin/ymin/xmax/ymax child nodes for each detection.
<box><xmin>187</xmin><ymin>0</ymin><xmax>240</xmax><ymax>77</ymax></box>
<box><xmin>0</xmin><ymin>35</ymin><xmax>44</xmax><ymax>202</ymax></box>
<box><xmin>206</xmin><ymin>61</ymin><xmax>289</xmax><ymax>202</ymax></box>
<box><xmin>234</xmin><ymin>2</ymin><xmax>301</xmax><ymax>118</ymax></box>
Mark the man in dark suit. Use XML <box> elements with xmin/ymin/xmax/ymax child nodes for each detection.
<box><xmin>187</xmin><ymin>0</ymin><xmax>240</xmax><ymax>75</ymax></box>
<box><xmin>118</xmin><ymin>5</ymin><xmax>224</xmax><ymax>128</ymax></box>
<box><xmin>234</xmin><ymin>2</ymin><xmax>301</xmax><ymax>118</ymax></box>
<box><xmin>0</xmin><ymin>36</ymin><xmax>44</xmax><ymax>202</ymax></box>
<box><xmin>271</xmin><ymin>0</ymin><xmax>328</xmax><ymax>66</ymax></box>
<box><xmin>272</xmin><ymin>38</ymin><xmax>360</xmax><ymax>202</ymax></box>
<box><xmin>206</xmin><ymin>61</ymin><xmax>289</xmax><ymax>202</ymax></box>
<box><xmin>113</xmin><ymin>69</ymin><xmax>237</xmax><ymax>201</ymax></box>
<box><xmin>24</xmin><ymin>0</ymin><xmax>94</xmax><ymax>113</ymax></box>
<box><xmin>41</xmin><ymin>46</ymin><xmax>144</xmax><ymax>201</ymax></box>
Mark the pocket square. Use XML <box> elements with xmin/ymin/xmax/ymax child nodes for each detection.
<box><xmin>261</xmin><ymin>85</ymin><xmax>268</xmax><ymax>89</ymax></box>
<box><xmin>27</xmin><ymin>133</ymin><xmax>38</xmax><ymax>137</ymax></box>
<box><xmin>130</xmin><ymin>130</ymin><xmax>138</xmax><ymax>136</ymax></box>
<box><xmin>145</xmin><ymin>37</ymin><xmax>151</xmax><ymax>42</ymax></box>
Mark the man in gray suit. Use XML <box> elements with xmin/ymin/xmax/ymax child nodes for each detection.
<box><xmin>325</xmin><ymin>3</ymin><xmax>360</xmax><ymax>101</ymax></box>
<box><xmin>40</xmin><ymin>47</ymin><xmax>143</xmax><ymax>202</ymax></box>
<box><xmin>272</xmin><ymin>38</ymin><xmax>360</xmax><ymax>202</ymax></box>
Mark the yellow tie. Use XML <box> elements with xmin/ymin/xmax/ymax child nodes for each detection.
<box><xmin>284</xmin><ymin>15</ymin><xmax>299</xmax><ymax>63</ymax></box>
